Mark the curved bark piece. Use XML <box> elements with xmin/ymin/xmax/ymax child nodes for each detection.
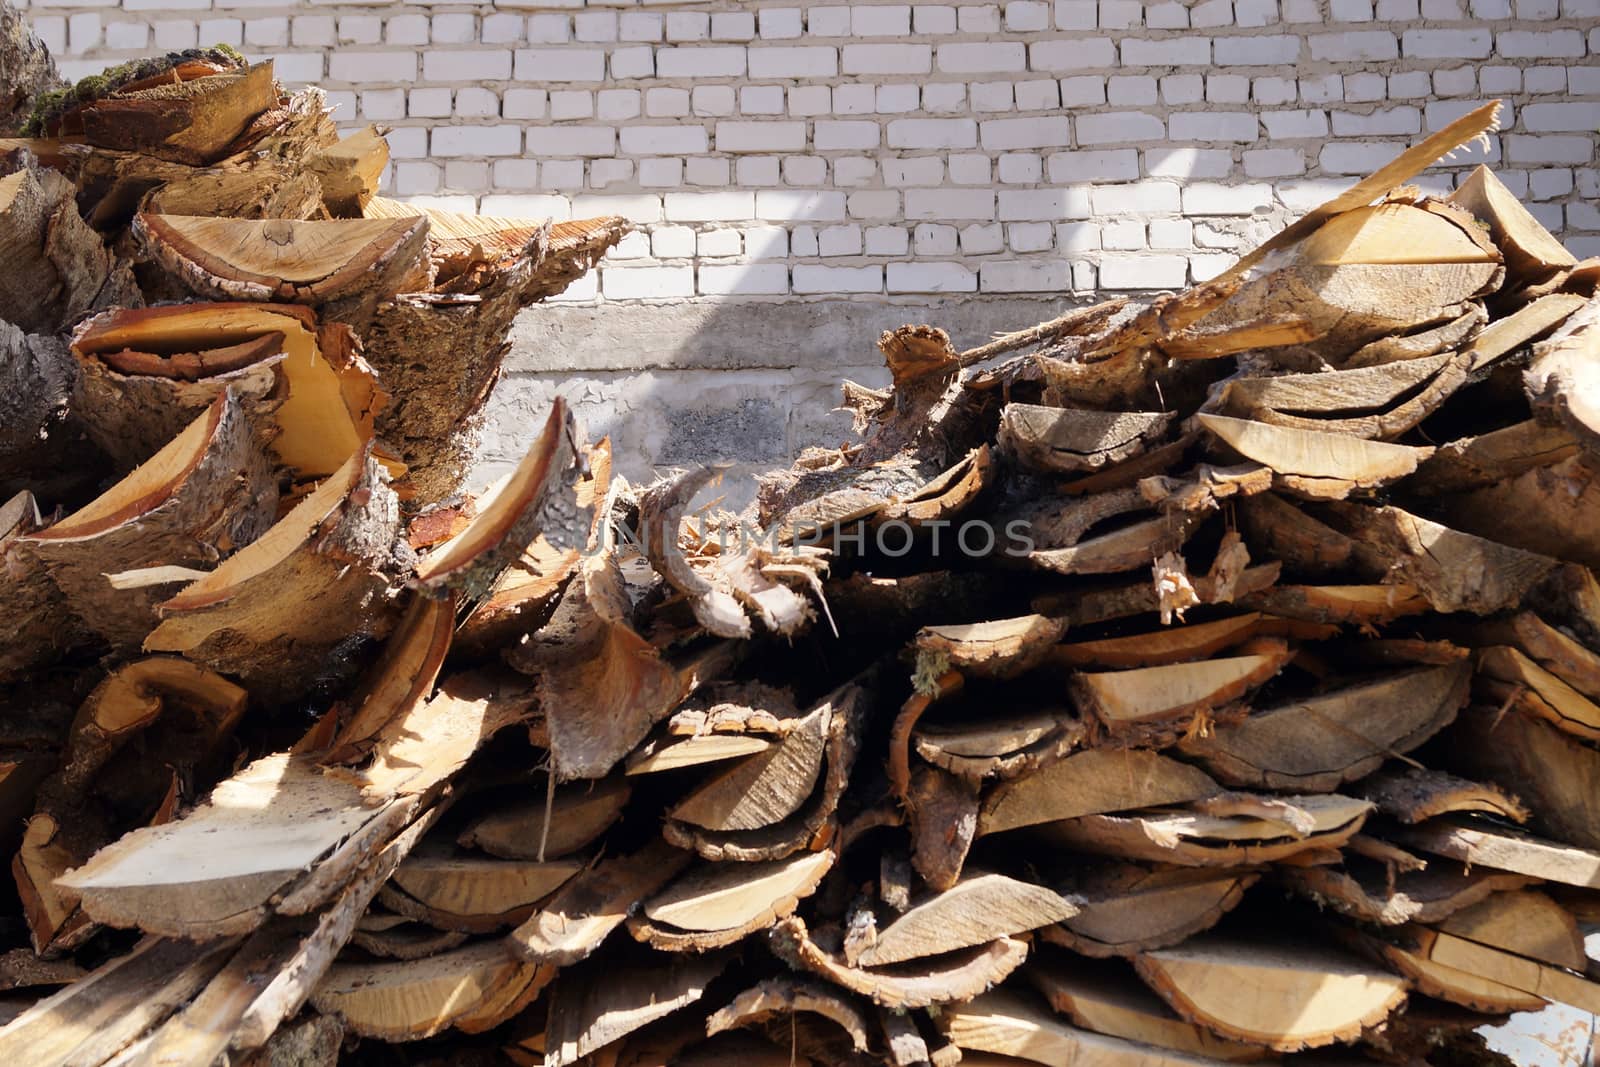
<box><xmin>638</xmin><ymin>466</ymin><xmax>751</xmax><ymax>638</ymax></box>
<box><xmin>1356</xmin><ymin>766</ymin><xmax>1529</xmax><ymax>825</ymax></box>
<box><xmin>1028</xmin><ymin>954</ymin><xmax>1273</xmax><ymax>1063</ymax></box>
<box><xmin>1220</xmin><ymin>350</ymin><xmax>1453</xmax><ymax>426</ymax></box>
<box><xmin>1387</xmin><ymin>815</ymin><xmax>1600</xmax><ymax>889</ymax></box>
<box><xmin>14</xmin><ymin>656</ymin><xmax>246</xmax><ymax>955</ymax></box>
<box><xmin>75</xmin><ymin>62</ymin><xmax>279</xmax><ymax>165</ymax></box>
<box><xmin>1476</xmin><ymin>611</ymin><xmax>1600</xmax><ymax>702</ymax></box>
<box><xmin>1341</xmin><ymin>301</ymin><xmax>1485</xmax><ymax>368</ymax></box>
<box><xmin>1043</xmin><ymin>864</ymin><xmax>1258</xmax><ymax>958</ymax></box>
<box><xmin>144</xmin><ymin>447</ymin><xmax>402</xmax><ymax>704</ymax></box>
<box><xmin>141</xmin><ymin>155</ymin><xmax>323</xmax><ymax>221</ymax></box>
<box><xmin>914</xmin><ymin>614</ymin><xmax>1069</xmax><ymax>680</ymax></box>
<box><xmin>357</xmin><ymin>216</ymin><xmax>625</xmax><ymax>501</ymax></box>
<box><xmin>629</xmin><ymin>849</ymin><xmax>832</xmax><ymax>951</ymax></box>
<box><xmin>544</xmin><ymin>950</ymin><xmax>728</xmax><ymax>1067</ymax></box>
<box><xmin>508</xmin><ymin>839</ymin><xmax>691</xmax><ymax>966</ymax></box>
<box><xmin>312</xmin><ymin>941</ymin><xmax>551</xmax><ymax>1042</ymax></box>
<box><xmin>1282</xmin><ymin>859</ymin><xmax>1533</xmax><ymax>926</ymax></box>
<box><xmin>0</xmin><ymin>491</ymin><xmax>86</xmax><ymax>681</ymax></box>
<box><xmin>71</xmin><ymin>302</ymin><xmax>384</xmax><ymax>477</ymax></box>
<box><xmin>769</xmin><ymin>916</ymin><xmax>1027</xmax><ymax>1010</ymax></box>
<box><xmin>1450</xmin><ymin>164</ymin><xmax>1576</xmax><ymax>285</ymax></box>
<box><xmin>706</xmin><ymin>978</ymin><xmax>872</xmax><ymax>1054</ymax></box>
<box><xmin>1440</xmin><ymin>890</ymin><xmax>1585</xmax><ymax>971</ymax></box>
<box><xmin>1240</xmin><ymin>582</ymin><xmax>1429</xmax><ymax>626</ymax></box>
<box><xmin>1198</xmin><ymin>413</ymin><xmax>1431</xmax><ymax>491</ymax></box>
<box><xmin>1410</xmin><ymin>417</ymin><xmax>1580</xmax><ymax>496</ymax></box>
<box><xmin>0</xmin><ymin>150</ymin><xmax>139</xmax><ymax>334</ymax></box>
<box><xmin>20</xmin><ymin>390</ymin><xmax>278</xmax><ymax>651</ymax></box>
<box><xmin>1476</xmin><ymin>646</ymin><xmax>1600</xmax><ymax>744</ymax></box>
<box><xmin>668</xmin><ymin>701</ymin><xmax>827</xmax><ymax>832</ymax></box>
<box><xmin>416</xmin><ymin>397</ymin><xmax>587</xmax><ymax>598</ymax></box>
<box><xmin>1447</xmin><ymin>702</ymin><xmax>1600</xmax><ymax>850</ymax></box>
<box><xmin>327</xmin><ymin>592</ymin><xmax>454</xmax><ymax>762</ymax></box>
<box><xmin>1027</xmin><ymin>510</ymin><xmax>1205</xmax><ymax>576</ymax></box>
<box><xmin>1400</xmin><ymin>927</ymin><xmax>1600</xmax><ymax>1016</ymax></box>
<box><xmin>458</xmin><ymin>775</ymin><xmax>629</xmax><ymax>861</ymax></box>
<box><xmin>913</xmin><ymin>709</ymin><xmax>1083</xmax><ymax>783</ymax></box>
<box><xmin>57</xmin><ymin>670</ymin><xmax>534</xmax><ymax>938</ymax></box>
<box><xmin>908</xmin><ymin>763</ymin><xmax>980</xmax><ymax>890</ymax></box>
<box><xmin>1178</xmin><ymin>662</ymin><xmax>1469</xmax><ymax>792</ymax></box>
<box><xmin>380</xmin><ymin>849</ymin><xmax>583</xmax><ymax>933</ymax></box>
<box><xmin>1071</xmin><ymin>650</ymin><xmax>1289</xmax><ymax>744</ymax></box>
<box><xmin>1051</xmin><ymin>613</ymin><xmax>1264</xmax><ymax>669</ymax></box>
<box><xmin>997</xmin><ymin>405</ymin><xmax>1172</xmax><ymax>473</ymax></box>
<box><xmin>1047</xmin><ymin>794</ymin><xmax>1371</xmax><ymax>867</ymax></box>
<box><xmin>856</xmin><ymin>872</ymin><xmax>1076</xmax><ymax>967</ymax></box>
<box><xmin>1357</xmin><ymin>928</ymin><xmax>1543</xmax><ymax>1014</ymax></box>
<box><xmin>1134</xmin><ymin>936</ymin><xmax>1408</xmax><ymax>1052</ymax></box>
<box><xmin>665</xmin><ymin>679</ymin><xmax>863</xmax><ymax>862</ymax></box>
<box><xmin>349</xmin><ymin>912</ymin><xmax>468</xmax><ymax>960</ymax></box>
<box><xmin>135</xmin><ymin>212</ymin><xmax>430</xmax><ymax>310</ymax></box>
<box><xmin>978</xmin><ymin>748</ymin><xmax>1221</xmax><ymax>837</ymax></box>
<box><xmin>1324</xmin><ymin>505</ymin><xmax>1556</xmax><ymax>616</ymax></box>
<box><xmin>938</xmin><ymin>989</ymin><xmax>1225</xmax><ymax>1067</ymax></box>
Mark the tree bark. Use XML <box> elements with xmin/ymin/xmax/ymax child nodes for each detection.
<box><xmin>0</xmin><ymin>2</ymin><xmax>64</xmax><ymax>137</ymax></box>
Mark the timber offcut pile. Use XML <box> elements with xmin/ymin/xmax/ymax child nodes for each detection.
<box><xmin>3</xmin><ymin>36</ymin><xmax>1600</xmax><ymax>1067</ymax></box>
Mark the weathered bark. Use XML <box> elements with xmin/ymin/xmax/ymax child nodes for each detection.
<box><xmin>0</xmin><ymin>5</ymin><xmax>62</xmax><ymax>137</ymax></box>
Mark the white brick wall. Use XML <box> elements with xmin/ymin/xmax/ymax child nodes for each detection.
<box><xmin>30</xmin><ymin>0</ymin><xmax>1600</xmax><ymax>299</ymax></box>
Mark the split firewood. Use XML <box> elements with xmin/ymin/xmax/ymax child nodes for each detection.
<box><xmin>1438</xmin><ymin>889</ymin><xmax>1586</xmax><ymax>971</ymax></box>
<box><xmin>1377</xmin><ymin>926</ymin><xmax>1600</xmax><ymax>1016</ymax></box>
<box><xmin>1355</xmin><ymin>765</ymin><xmax>1530</xmax><ymax>825</ymax></box>
<box><xmin>1197</xmin><ymin>413</ymin><xmax>1432</xmax><ymax>497</ymax></box>
<box><xmin>1387</xmin><ymin>815</ymin><xmax>1600</xmax><ymax>889</ymax></box>
<box><xmin>0</xmin><ymin>148</ymin><xmax>139</xmax><ymax>334</ymax></box>
<box><xmin>1042</xmin><ymin>864</ymin><xmax>1258</xmax><ymax>958</ymax></box>
<box><xmin>1282</xmin><ymin>857</ymin><xmax>1533</xmax><ymax>926</ymax></box>
<box><xmin>543</xmin><ymin>950</ymin><xmax>728</xmax><ymax>1067</ymax></box>
<box><xmin>308</xmin><ymin>126</ymin><xmax>387</xmax><ymax>217</ymax></box>
<box><xmin>1134</xmin><ymin>936</ymin><xmax>1408</xmax><ymax>1052</ymax></box>
<box><xmin>0</xmin><ymin>324</ymin><xmax>100</xmax><ymax>503</ymax></box>
<box><xmin>1069</xmin><ymin>648</ymin><xmax>1289</xmax><ymax>744</ymax></box>
<box><xmin>143</xmin><ymin>446</ymin><xmax>403</xmax><ymax>703</ymax></box>
<box><xmin>1178</xmin><ymin>662</ymin><xmax>1470</xmax><ymax>791</ymax></box>
<box><xmin>938</xmin><ymin>989</ymin><xmax>1230</xmax><ymax>1067</ymax></box>
<box><xmin>979</xmin><ymin>747</ymin><xmax>1221</xmax><ymax>836</ymax></box>
<box><xmin>1352</xmin><ymin>925</ymin><xmax>1545</xmax><ymax>1015</ymax></box>
<box><xmin>0</xmin><ymin>491</ymin><xmax>87</xmax><ymax>680</ymax></box>
<box><xmin>1450</xmin><ymin>165</ymin><xmax>1577</xmax><ymax>287</ymax></box>
<box><xmin>1445</xmin><ymin>702</ymin><xmax>1600</xmax><ymax>849</ymax></box>
<box><xmin>912</xmin><ymin>614</ymin><xmax>1068</xmax><ymax>680</ymax></box>
<box><xmin>69</xmin><ymin>302</ymin><xmax>384</xmax><ymax>476</ymax></box>
<box><xmin>1051</xmin><ymin>612</ymin><xmax>1269</xmax><ymax>668</ymax></box>
<box><xmin>508</xmin><ymin>840</ymin><xmax>691</xmax><ymax>966</ymax></box>
<box><xmin>1470</xmin><ymin>610</ymin><xmax>1600</xmax><ymax>700</ymax></box>
<box><xmin>629</xmin><ymin>849</ymin><xmax>833</xmax><ymax>951</ymax></box>
<box><xmin>458</xmin><ymin>775</ymin><xmax>629</xmax><ymax>861</ymax></box>
<box><xmin>997</xmin><ymin>405</ymin><xmax>1172</xmax><ymax>474</ymax></box>
<box><xmin>912</xmin><ymin>708</ymin><xmax>1083</xmax><ymax>782</ymax></box>
<box><xmin>706</xmin><ymin>978</ymin><xmax>873</xmax><ymax>1060</ymax></box>
<box><xmin>1027</xmin><ymin>952</ymin><xmax>1272</xmax><ymax>1062</ymax></box>
<box><xmin>17</xmin><ymin>388</ymin><xmax>278</xmax><ymax>650</ymax></box>
<box><xmin>378</xmin><ymin>847</ymin><xmax>584</xmax><ymax>933</ymax></box>
<box><xmin>853</xmin><ymin>872</ymin><xmax>1075</xmax><ymax>967</ymax></box>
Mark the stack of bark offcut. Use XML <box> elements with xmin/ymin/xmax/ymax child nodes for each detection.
<box><xmin>4</xmin><ymin>31</ymin><xmax>1600</xmax><ymax>1067</ymax></box>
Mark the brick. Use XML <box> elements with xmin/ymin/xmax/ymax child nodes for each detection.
<box><xmin>1076</xmin><ymin>111</ymin><xmax>1165</xmax><ymax>144</ymax></box>
<box><xmin>105</xmin><ymin>20</ymin><xmax>149</xmax><ymax>48</ymax></box>
<box><xmin>665</xmin><ymin>191</ymin><xmax>756</xmax><ymax>221</ymax></box>
<box><xmin>602</xmin><ymin>266</ymin><xmax>694</xmax><ymax>300</ymax></box>
<box><xmin>330</xmin><ymin>51</ymin><xmax>416</xmax><ymax>81</ymax></box>
<box><xmin>887</xmin><ymin>118</ymin><xmax>979</xmax><ymax>149</ymax></box>
<box><xmin>1498</xmin><ymin>30</ymin><xmax>1585</xmax><ymax>57</ymax></box>
<box><xmin>692</xmin><ymin>86</ymin><xmax>737</xmax><ymax>116</ymax></box>
<box><xmin>1332</xmin><ymin>107</ymin><xmax>1421</xmax><ymax>136</ymax></box>
<box><xmin>526</xmin><ymin>15</ymin><xmax>569</xmax><ymax>44</ymax></box>
<box><xmin>1243</xmin><ymin>148</ymin><xmax>1305</xmax><ymax>177</ymax></box>
<box><xmin>757</xmin><ymin>190</ymin><xmax>848</xmax><ymax>220</ymax></box>
<box><xmin>1522</xmin><ymin>103</ymin><xmax>1596</xmax><ymax>133</ymax></box>
<box><xmin>524</xmin><ymin>125</ymin><xmax>615</xmax><ymax>156</ymax></box>
<box><xmin>1009</xmin><ymin>222</ymin><xmax>1056</xmax><ymax>252</ymax></box>
<box><xmin>835</xmin><ymin>157</ymin><xmax>878</xmax><ymax>185</ymax></box>
<box><xmin>1146</xmin><ymin>1</ymin><xmax>1190</xmax><ymax>27</ymax></box>
<box><xmin>611</xmin><ymin>46</ymin><xmax>655</xmax><ymax>78</ymax></box>
<box><xmin>1320</xmin><ymin>141</ymin><xmax>1401</xmax><ymax>173</ymax></box>
<box><xmin>1260</xmin><ymin>109</ymin><xmax>1329</xmax><ymax>139</ymax></box>
<box><xmin>1149</xmin><ymin>218</ymin><xmax>1194</xmax><ymax>249</ymax></box>
<box><xmin>1100</xmin><ymin>254</ymin><xmax>1188</xmax><ymax>289</ymax></box>
<box><xmin>1120</xmin><ymin>37</ymin><xmax>1211</xmax><ymax>65</ymax></box>
<box><xmin>1000</xmin><ymin>153</ymin><xmax>1043</xmax><ymax>183</ymax></box>
<box><xmin>1190</xmin><ymin>0</ymin><xmax>1234</xmax><ymax>25</ymax></box>
<box><xmin>1215</xmin><ymin>34</ymin><xmax>1299</xmax><ymax>64</ymax></box>
<box><xmin>759</xmin><ymin>7</ymin><xmax>803</xmax><ymax>38</ymax></box>
<box><xmin>1029</xmin><ymin>38</ymin><xmax>1116</xmax><ymax>70</ymax></box>
<box><xmin>498</xmin><ymin>87</ymin><xmax>543</xmax><ymax>117</ymax></box>
<box><xmin>980</xmin><ymin>116</ymin><xmax>1072</xmax><ymax>149</ymax></box>
<box><xmin>816</xmin><ymin>224</ymin><xmax>861</xmax><ymax>256</ymax></box>
<box><xmin>1057</xmin><ymin>221</ymin><xmax>1099</xmax><ymax>252</ymax></box>
<box><xmin>1169</xmin><ymin>112</ymin><xmax>1258</xmax><ymax>142</ymax></box>
<box><xmin>619</xmin><ymin>126</ymin><xmax>707</xmax><ymax>154</ymax></box>
<box><xmin>361</xmin><ymin>89</ymin><xmax>406</xmax><ymax>121</ymax></box>
<box><xmin>1308</xmin><ymin>30</ymin><xmax>1396</xmax><ymax>61</ymax></box>
<box><xmin>588</xmin><ymin>159</ymin><xmax>633</xmax><ymax>189</ymax></box>
<box><xmin>619</xmin><ymin>12</ymin><xmax>662</xmax><ymax>40</ymax></box>
<box><xmin>1006</xmin><ymin>0</ymin><xmax>1051</xmax><ymax>28</ymax></box>
<box><xmin>807</xmin><ymin>5</ymin><xmax>852</xmax><ymax>35</ymax></box>
<box><xmin>948</xmin><ymin>153</ymin><xmax>993</xmax><ymax>183</ymax></box>
<box><xmin>962</xmin><ymin>222</ymin><xmax>1005</xmax><ymax>254</ymax></box>
<box><xmin>853</xmin><ymin>4</ymin><xmax>912</xmax><ymax>34</ymax></box>
<box><xmin>957</xmin><ymin>5</ymin><xmax>1003</xmax><ymax>31</ymax></box>
<box><xmin>841</xmin><ymin>43</ymin><xmax>931</xmax><ymax>74</ymax></box>
<box><xmin>1109</xmin><ymin>75</ymin><xmax>1159</xmax><ymax>106</ymax></box>
<box><xmin>737</xmin><ymin>157</ymin><xmax>780</xmax><ymax>185</ymax></box>
<box><xmin>549</xmin><ymin>91</ymin><xmax>592</xmax><ymax>120</ymax></box>
<box><xmin>665</xmin><ymin>11</ymin><xmax>709</xmax><ymax>40</ymax></box>
<box><xmin>1092</xmin><ymin>182</ymin><xmax>1181</xmax><ymax>214</ymax></box>
<box><xmin>716</xmin><ymin>121</ymin><xmax>807</xmax><ymax>153</ymax></box>
<box><xmin>1402</xmin><ymin>29</ymin><xmax>1492</xmax><ymax>59</ymax></box>
<box><xmin>1237</xmin><ymin>0</ymin><xmax>1283</xmax><ymax>20</ymax></box>
<box><xmin>1208</xmin><ymin>75</ymin><xmax>1249</xmax><ymax>105</ymax></box>
<box><xmin>1330</xmin><ymin>0</ymin><xmax>1373</xmax><ymax>17</ymax></box>
<box><xmin>971</xmin><ymin>82</ymin><xmax>1015</xmax><ymax>112</ymax></box>
<box><xmin>699</xmin><ymin>264</ymin><xmax>789</xmax><ymax>295</ymax></box>
<box><xmin>914</xmin><ymin>223</ymin><xmax>959</xmax><ymax>255</ymax></box>
<box><xmin>638</xmin><ymin>158</ymin><xmax>684</xmax><ymax>186</ymax></box>
<box><xmin>888</xmin><ymin>262</ymin><xmax>978</xmax><ymax>293</ymax></box>
<box><xmin>1181</xmin><ymin>182</ymin><xmax>1273</xmax><ymax>214</ymax></box>
<box><xmin>883</xmin><ymin>157</ymin><xmax>946</xmax><ymax>185</ymax></box>
<box><xmin>905</xmin><ymin>189</ymin><xmax>996</xmax><ymax>219</ymax></box>
<box><xmin>827</xmin><ymin>83</ymin><xmax>874</xmax><ymax>112</ymax></box>
<box><xmin>1102</xmin><ymin>220</ymin><xmax>1145</xmax><ymax>250</ymax></box>
<box><xmin>711</xmin><ymin>11</ymin><xmax>755</xmax><ymax>40</ymax></box>
<box><xmin>1254</xmin><ymin>76</ymin><xmax>1297</xmax><ymax>105</ymax></box>
<box><xmin>784</xmin><ymin>155</ymin><xmax>828</xmax><ymax>184</ymax></box>
<box><xmin>514</xmin><ymin>48</ymin><xmax>604</xmax><ymax>81</ymax></box>
<box><xmin>1047</xmin><ymin>148</ymin><xmax>1141</xmax><ymax>182</ymax></box>
<box><xmin>1162</xmin><ymin>74</ymin><xmax>1205</xmax><ymax>106</ymax></box>
<box><xmin>865</xmin><ymin>225</ymin><xmax>910</xmax><ymax>255</ymax></box>
<box><xmin>1015</xmin><ymin>80</ymin><xmax>1062</xmax><ymax>110</ymax></box>
<box><xmin>877</xmin><ymin>84</ymin><xmax>921</xmax><ymax>113</ymax></box>
<box><xmin>1526</xmin><ymin>67</ymin><xmax>1566</xmax><ymax>94</ymax></box>
<box><xmin>573</xmin><ymin>11</ymin><xmax>617</xmax><ymax>40</ymax></box>
<box><xmin>743</xmin><ymin>225</ymin><xmax>788</xmax><ymax>258</ymax></box>
<box><xmin>848</xmin><ymin>190</ymin><xmax>902</xmax><ymax>217</ymax></box>
<box><xmin>938</xmin><ymin>41</ymin><xmax>1027</xmax><ymax>72</ymax></box>
<box><xmin>998</xmin><ymin>188</ymin><xmax>1092</xmax><ymax>220</ymax></box>
<box><xmin>980</xmin><ymin>260</ymin><xmax>1071</xmax><ymax>292</ymax></box>
<box><xmin>814</xmin><ymin>120</ymin><xmax>880</xmax><ymax>150</ymax></box>
<box><xmin>606</xmin><ymin>233</ymin><xmax>649</xmax><ymax>260</ymax></box>
<box><xmin>1507</xmin><ymin>135</ymin><xmax>1593</xmax><ymax>165</ymax></box>
<box><xmin>1530</xmin><ymin>168</ymin><xmax>1574</xmax><ymax>200</ymax></box>
<box><xmin>915</xmin><ymin>5</ymin><xmax>959</xmax><ymax>32</ymax></box>
<box><xmin>751</xmin><ymin>45</ymin><xmax>838</xmax><ymax>77</ymax></box>
<box><xmin>1059</xmin><ymin>76</ymin><xmax>1107</xmax><ymax>107</ymax></box>
<box><xmin>655</xmin><ymin>46</ymin><xmax>745</xmax><ymax>77</ymax></box>
<box><xmin>789</xmin><ymin>85</ymin><xmax>832</xmax><ymax>115</ymax></box>
<box><xmin>792</xmin><ymin>265</ymin><xmax>882</xmax><ymax>294</ymax></box>
<box><xmin>597</xmin><ymin>89</ymin><xmax>641</xmax><ymax>120</ymax></box>
<box><xmin>424</xmin><ymin>49</ymin><xmax>512</xmax><ymax>81</ymax></box>
<box><xmin>481</xmin><ymin>193</ymin><xmax>571</xmax><ymax>218</ymax></box>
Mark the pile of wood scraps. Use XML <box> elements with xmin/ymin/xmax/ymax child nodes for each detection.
<box><xmin>3</xmin><ymin>37</ymin><xmax>1600</xmax><ymax>1067</ymax></box>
